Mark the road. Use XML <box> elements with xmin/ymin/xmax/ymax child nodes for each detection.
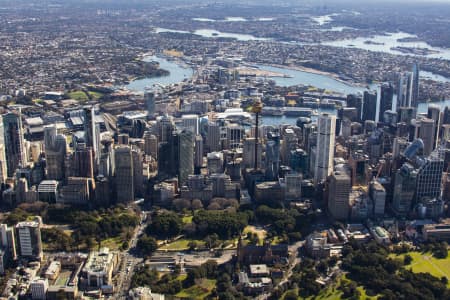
<box><xmin>113</xmin><ymin>211</ymin><xmax>147</xmax><ymax>299</ymax></box>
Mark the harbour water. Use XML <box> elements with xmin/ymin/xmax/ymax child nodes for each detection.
<box><xmin>155</xmin><ymin>26</ymin><xmax>450</xmax><ymax>60</ymax></box>
<box><xmin>125</xmin><ymin>56</ymin><xmax>450</xmax><ymax>127</ymax></box>
<box><xmin>125</xmin><ymin>56</ymin><xmax>193</xmax><ymax>91</ymax></box>
<box><xmin>321</xmin><ymin>31</ymin><xmax>450</xmax><ymax>60</ymax></box>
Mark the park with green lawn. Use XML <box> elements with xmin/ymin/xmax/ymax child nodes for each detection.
<box><xmin>390</xmin><ymin>250</ymin><xmax>450</xmax><ymax>287</ymax></box>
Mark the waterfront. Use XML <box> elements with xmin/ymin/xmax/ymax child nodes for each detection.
<box><xmin>125</xmin><ymin>56</ymin><xmax>450</xmax><ymax>122</ymax></box>
<box><xmin>254</xmin><ymin>64</ymin><xmax>369</xmax><ymax>94</ymax></box>
<box><xmin>322</xmin><ymin>31</ymin><xmax>450</xmax><ymax>60</ymax></box>
<box><xmin>125</xmin><ymin>56</ymin><xmax>193</xmax><ymax>91</ymax></box>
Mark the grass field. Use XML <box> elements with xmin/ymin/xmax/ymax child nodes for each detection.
<box><xmin>390</xmin><ymin>251</ymin><xmax>450</xmax><ymax>286</ymax></box>
<box><xmin>88</xmin><ymin>91</ymin><xmax>104</xmax><ymax>99</ymax></box>
<box><xmin>243</xmin><ymin>225</ymin><xmax>267</xmax><ymax>245</ymax></box>
<box><xmin>283</xmin><ymin>274</ymin><xmax>378</xmax><ymax>300</ymax></box>
<box><xmin>182</xmin><ymin>215</ymin><xmax>193</xmax><ymax>224</ymax></box>
<box><xmin>68</xmin><ymin>90</ymin><xmax>89</xmax><ymax>101</ymax></box>
<box><xmin>176</xmin><ymin>279</ymin><xmax>216</xmax><ymax>299</ymax></box>
<box><xmin>159</xmin><ymin>239</ymin><xmax>205</xmax><ymax>251</ymax></box>
<box><xmin>101</xmin><ymin>237</ymin><xmax>123</xmax><ymax>250</ymax></box>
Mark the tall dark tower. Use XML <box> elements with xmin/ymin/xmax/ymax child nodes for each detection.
<box><xmin>84</xmin><ymin>106</ymin><xmax>99</xmax><ymax>167</ymax></box>
<box><xmin>412</xmin><ymin>63</ymin><xmax>420</xmax><ymax>108</ymax></box>
<box><xmin>379</xmin><ymin>84</ymin><xmax>394</xmax><ymax>122</ymax></box>
<box><xmin>251</xmin><ymin>99</ymin><xmax>263</xmax><ymax>171</ymax></box>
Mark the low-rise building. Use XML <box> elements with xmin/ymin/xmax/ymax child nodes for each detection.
<box><xmin>82</xmin><ymin>247</ymin><xmax>117</xmax><ymax>290</ymax></box>
<box><xmin>370</xmin><ymin>226</ymin><xmax>391</xmax><ymax>245</ymax></box>
<box><xmin>423</xmin><ymin>219</ymin><xmax>450</xmax><ymax>241</ymax></box>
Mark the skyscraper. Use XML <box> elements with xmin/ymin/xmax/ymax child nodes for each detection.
<box><xmin>114</xmin><ymin>146</ymin><xmax>134</xmax><ymax>203</ymax></box>
<box><xmin>416</xmin><ymin>118</ymin><xmax>435</xmax><ymax>156</ymax></box>
<box><xmin>132</xmin><ymin>148</ymin><xmax>144</xmax><ymax>198</ymax></box>
<box><xmin>346</xmin><ymin>94</ymin><xmax>363</xmax><ymax>122</ymax></box>
<box><xmin>315</xmin><ymin>114</ymin><xmax>336</xmax><ymax>183</ymax></box>
<box><xmin>2</xmin><ymin>112</ymin><xmax>26</xmax><ymax>177</ymax></box>
<box><xmin>15</xmin><ymin>220</ymin><xmax>43</xmax><ymax>260</ymax></box>
<box><xmin>143</xmin><ymin>131</ymin><xmax>158</xmax><ymax>159</ymax></box>
<box><xmin>44</xmin><ymin>125</ymin><xmax>67</xmax><ymax>181</ymax></box>
<box><xmin>392</xmin><ymin>163</ymin><xmax>417</xmax><ymax>216</ymax></box>
<box><xmin>243</xmin><ymin>138</ymin><xmax>262</xmax><ymax>169</ymax></box>
<box><xmin>415</xmin><ymin>152</ymin><xmax>444</xmax><ymax>202</ymax></box>
<box><xmin>411</xmin><ymin>63</ymin><xmax>420</xmax><ymax>108</ymax></box>
<box><xmin>328</xmin><ymin>164</ymin><xmax>351</xmax><ymax>220</ymax></box>
<box><xmin>265</xmin><ymin>131</ymin><xmax>281</xmax><ymax>181</ymax></box>
<box><xmin>74</xmin><ymin>144</ymin><xmax>94</xmax><ymax>179</ymax></box>
<box><xmin>178</xmin><ymin>130</ymin><xmax>194</xmax><ymax>185</ymax></box>
<box><xmin>157</xmin><ymin>115</ymin><xmax>174</xmax><ymax>143</ymax></box>
<box><xmin>206</xmin><ymin>122</ymin><xmax>221</xmax><ymax>153</ymax></box>
<box><xmin>194</xmin><ymin>135</ymin><xmax>203</xmax><ymax>173</ymax></box>
<box><xmin>379</xmin><ymin>84</ymin><xmax>394</xmax><ymax>122</ymax></box>
<box><xmin>362</xmin><ymin>91</ymin><xmax>377</xmax><ymax>122</ymax></box>
<box><xmin>427</xmin><ymin>105</ymin><xmax>441</xmax><ymax>150</ymax></box>
<box><xmin>84</xmin><ymin>106</ymin><xmax>100</xmax><ymax>166</ymax></box>
<box><xmin>145</xmin><ymin>91</ymin><xmax>155</xmax><ymax>118</ymax></box>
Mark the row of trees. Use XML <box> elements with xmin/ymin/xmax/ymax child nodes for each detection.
<box><xmin>7</xmin><ymin>203</ymin><xmax>140</xmax><ymax>252</ymax></box>
<box><xmin>145</xmin><ymin>209</ymin><xmax>250</xmax><ymax>241</ymax></box>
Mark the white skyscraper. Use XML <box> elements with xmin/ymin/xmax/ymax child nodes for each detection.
<box><xmin>314</xmin><ymin>114</ymin><xmax>336</xmax><ymax>183</ymax></box>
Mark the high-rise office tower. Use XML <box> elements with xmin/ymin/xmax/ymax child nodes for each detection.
<box><xmin>379</xmin><ymin>84</ymin><xmax>394</xmax><ymax>122</ymax></box>
<box><xmin>145</xmin><ymin>91</ymin><xmax>155</xmax><ymax>118</ymax></box>
<box><xmin>265</xmin><ymin>131</ymin><xmax>281</xmax><ymax>181</ymax></box>
<box><xmin>346</xmin><ymin>94</ymin><xmax>363</xmax><ymax>121</ymax></box>
<box><xmin>206</xmin><ymin>122</ymin><xmax>221</xmax><ymax>152</ymax></box>
<box><xmin>44</xmin><ymin>125</ymin><xmax>67</xmax><ymax>181</ymax></box>
<box><xmin>177</xmin><ymin>130</ymin><xmax>194</xmax><ymax>185</ymax></box>
<box><xmin>397</xmin><ymin>74</ymin><xmax>405</xmax><ymax>108</ymax></box>
<box><xmin>392</xmin><ymin>163</ymin><xmax>417</xmax><ymax>216</ymax></box>
<box><xmin>348</xmin><ymin>151</ymin><xmax>369</xmax><ymax>186</ymax></box>
<box><xmin>194</xmin><ymin>135</ymin><xmax>203</xmax><ymax>173</ymax></box>
<box><xmin>397</xmin><ymin>73</ymin><xmax>414</xmax><ymax>109</ymax></box>
<box><xmin>443</xmin><ymin>107</ymin><xmax>450</xmax><ymax>125</ymax></box>
<box><xmin>74</xmin><ymin>144</ymin><xmax>94</xmax><ymax>178</ymax></box>
<box><xmin>369</xmin><ymin>180</ymin><xmax>386</xmax><ymax>216</ymax></box>
<box><xmin>243</xmin><ymin>138</ymin><xmax>262</xmax><ymax>169</ymax></box>
<box><xmin>427</xmin><ymin>104</ymin><xmax>441</xmax><ymax>150</ymax></box>
<box><xmin>15</xmin><ymin>220</ymin><xmax>43</xmax><ymax>260</ymax></box>
<box><xmin>416</xmin><ymin>118</ymin><xmax>435</xmax><ymax>156</ymax></box>
<box><xmin>180</xmin><ymin>114</ymin><xmax>199</xmax><ymax>135</ymax></box>
<box><xmin>0</xmin><ymin>144</ymin><xmax>7</xmax><ymax>184</ymax></box>
<box><xmin>315</xmin><ymin>114</ymin><xmax>336</xmax><ymax>183</ymax></box>
<box><xmin>114</xmin><ymin>146</ymin><xmax>134</xmax><ymax>203</ymax></box>
<box><xmin>284</xmin><ymin>172</ymin><xmax>302</xmax><ymax>201</ymax></box>
<box><xmin>132</xmin><ymin>148</ymin><xmax>144</xmax><ymax>198</ymax></box>
<box><xmin>226</xmin><ymin>124</ymin><xmax>244</xmax><ymax>150</ymax></box>
<box><xmin>328</xmin><ymin>164</ymin><xmax>351</xmax><ymax>220</ymax></box>
<box><xmin>362</xmin><ymin>91</ymin><xmax>377</xmax><ymax>121</ymax></box>
<box><xmin>16</xmin><ymin>177</ymin><xmax>28</xmax><ymax>203</ymax></box>
<box><xmin>0</xmin><ymin>224</ymin><xmax>16</xmax><ymax>260</ymax></box>
<box><xmin>84</xmin><ymin>106</ymin><xmax>100</xmax><ymax>166</ymax></box>
<box><xmin>3</xmin><ymin>112</ymin><xmax>26</xmax><ymax>177</ymax></box>
<box><xmin>411</xmin><ymin>63</ymin><xmax>420</xmax><ymax>108</ymax></box>
<box><xmin>415</xmin><ymin>152</ymin><xmax>444</xmax><ymax>202</ymax></box>
<box><xmin>98</xmin><ymin>137</ymin><xmax>114</xmax><ymax>178</ymax></box>
<box><xmin>157</xmin><ymin>115</ymin><xmax>174</xmax><ymax>143</ymax></box>
<box><xmin>143</xmin><ymin>131</ymin><xmax>158</xmax><ymax>159</ymax></box>
<box><xmin>117</xmin><ymin>133</ymin><xmax>129</xmax><ymax>145</ymax></box>
<box><xmin>405</xmin><ymin>72</ymin><xmax>414</xmax><ymax>108</ymax></box>
<box><xmin>281</xmin><ymin>128</ymin><xmax>298</xmax><ymax>165</ymax></box>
